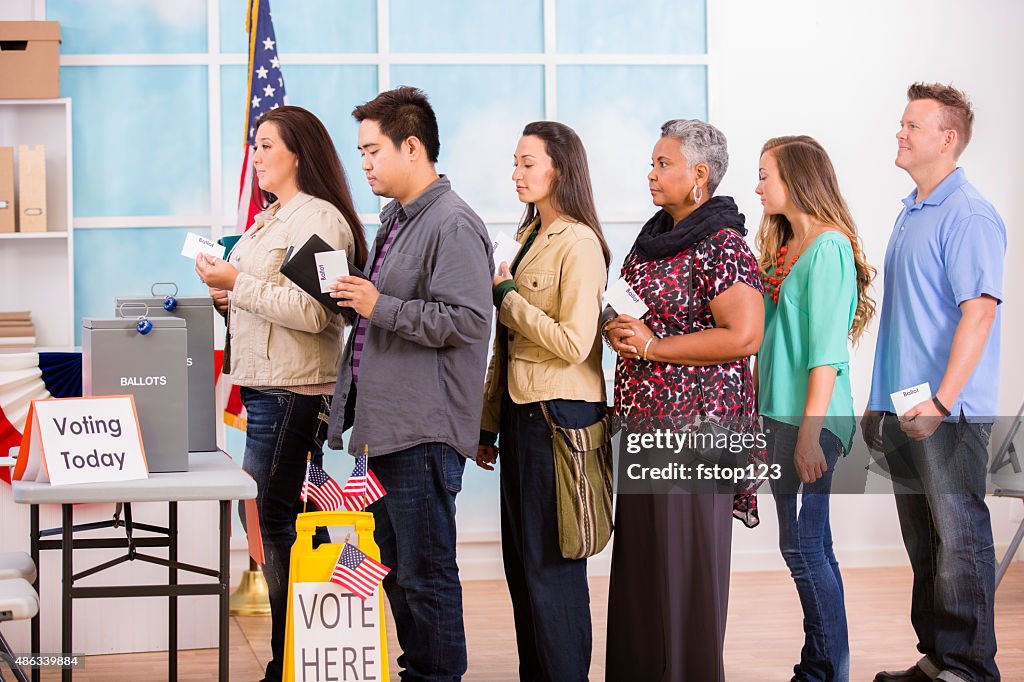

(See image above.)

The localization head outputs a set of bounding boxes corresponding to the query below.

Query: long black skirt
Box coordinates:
[605,492,734,682]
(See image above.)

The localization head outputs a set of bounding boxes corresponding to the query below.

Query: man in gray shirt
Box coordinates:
[329,86,493,681]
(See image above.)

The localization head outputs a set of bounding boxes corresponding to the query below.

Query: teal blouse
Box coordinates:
[758,231,857,451]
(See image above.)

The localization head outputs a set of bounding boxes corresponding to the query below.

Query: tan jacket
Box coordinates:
[481,216,607,433]
[227,193,354,387]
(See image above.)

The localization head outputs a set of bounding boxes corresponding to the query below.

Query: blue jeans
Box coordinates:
[368,442,467,681]
[238,387,331,682]
[499,398,603,682]
[882,415,999,682]
[765,418,849,682]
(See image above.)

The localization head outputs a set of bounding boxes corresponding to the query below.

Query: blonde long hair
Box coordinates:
[755,136,876,342]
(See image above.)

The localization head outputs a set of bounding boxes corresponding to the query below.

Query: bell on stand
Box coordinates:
[230,558,271,616]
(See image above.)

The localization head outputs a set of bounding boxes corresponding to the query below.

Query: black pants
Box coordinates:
[499,397,604,682]
[239,387,331,682]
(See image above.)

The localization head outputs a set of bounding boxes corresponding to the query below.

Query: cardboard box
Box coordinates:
[0,22,61,99]
[17,144,45,232]
[0,147,12,233]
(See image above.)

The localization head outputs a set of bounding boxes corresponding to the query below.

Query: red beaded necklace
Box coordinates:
[762,245,798,304]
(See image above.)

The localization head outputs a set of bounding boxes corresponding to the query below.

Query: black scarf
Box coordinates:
[631,195,746,262]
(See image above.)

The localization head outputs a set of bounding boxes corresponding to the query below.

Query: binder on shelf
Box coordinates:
[0,147,13,233]
[17,144,45,232]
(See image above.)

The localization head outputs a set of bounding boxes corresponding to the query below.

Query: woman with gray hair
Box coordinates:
[603,119,765,681]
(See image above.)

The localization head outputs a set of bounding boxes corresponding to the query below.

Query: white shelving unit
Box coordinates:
[0,98,74,347]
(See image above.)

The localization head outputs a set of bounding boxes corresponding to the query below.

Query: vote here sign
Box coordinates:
[291,581,384,682]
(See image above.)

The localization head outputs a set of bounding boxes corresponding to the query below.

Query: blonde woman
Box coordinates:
[755,135,876,682]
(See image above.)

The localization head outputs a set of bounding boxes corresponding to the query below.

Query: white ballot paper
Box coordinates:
[315,249,349,293]
[603,278,649,319]
[492,231,522,270]
[181,232,222,260]
[891,382,932,416]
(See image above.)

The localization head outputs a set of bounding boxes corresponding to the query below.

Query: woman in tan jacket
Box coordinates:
[195,105,367,682]
[476,121,610,681]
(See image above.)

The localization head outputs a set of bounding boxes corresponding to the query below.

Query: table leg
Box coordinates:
[61,505,72,682]
[29,505,39,682]
[219,500,229,682]
[168,501,178,681]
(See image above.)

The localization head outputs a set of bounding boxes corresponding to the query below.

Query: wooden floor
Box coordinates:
[32,564,1023,681]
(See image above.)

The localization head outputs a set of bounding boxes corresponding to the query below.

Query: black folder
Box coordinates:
[279,233,367,317]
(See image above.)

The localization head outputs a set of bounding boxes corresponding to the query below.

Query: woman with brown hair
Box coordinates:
[475,120,610,681]
[755,135,875,682]
[195,105,367,682]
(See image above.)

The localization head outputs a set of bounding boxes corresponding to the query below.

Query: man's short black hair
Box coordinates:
[352,86,440,163]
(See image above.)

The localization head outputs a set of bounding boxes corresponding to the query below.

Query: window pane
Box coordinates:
[48,0,207,54]
[557,0,706,54]
[220,0,377,54]
[390,0,542,53]
[62,66,210,217]
[557,65,707,218]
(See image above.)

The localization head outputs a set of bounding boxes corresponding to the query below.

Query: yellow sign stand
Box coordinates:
[283,510,389,682]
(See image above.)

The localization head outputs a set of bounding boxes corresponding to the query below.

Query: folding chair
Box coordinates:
[990,399,1024,589]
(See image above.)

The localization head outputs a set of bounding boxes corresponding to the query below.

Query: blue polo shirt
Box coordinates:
[868,167,1005,421]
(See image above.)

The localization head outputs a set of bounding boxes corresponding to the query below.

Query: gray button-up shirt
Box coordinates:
[328,176,494,458]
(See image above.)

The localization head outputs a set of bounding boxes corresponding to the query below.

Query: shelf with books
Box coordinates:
[0,98,74,346]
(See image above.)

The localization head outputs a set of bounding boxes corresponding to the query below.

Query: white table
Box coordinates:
[11,451,256,682]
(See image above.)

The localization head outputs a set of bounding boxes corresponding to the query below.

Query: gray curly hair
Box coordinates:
[660,119,729,195]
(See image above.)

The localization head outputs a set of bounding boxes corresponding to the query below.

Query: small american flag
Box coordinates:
[330,543,390,601]
[341,455,386,511]
[301,461,346,512]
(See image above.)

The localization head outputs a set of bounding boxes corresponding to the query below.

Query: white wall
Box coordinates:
[709,0,1024,571]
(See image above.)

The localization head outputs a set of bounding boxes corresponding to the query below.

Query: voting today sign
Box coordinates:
[14,396,149,485]
[291,581,384,682]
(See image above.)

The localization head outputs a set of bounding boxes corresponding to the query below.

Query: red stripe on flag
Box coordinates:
[0,407,20,485]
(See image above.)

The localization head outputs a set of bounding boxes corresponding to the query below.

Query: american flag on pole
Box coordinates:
[217,0,288,437]
[237,0,287,234]
[330,543,390,601]
[341,455,386,511]
[301,461,346,512]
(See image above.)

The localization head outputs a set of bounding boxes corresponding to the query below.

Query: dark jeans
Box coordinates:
[882,415,999,682]
[499,397,604,682]
[765,418,849,682]
[368,442,467,681]
[238,387,331,682]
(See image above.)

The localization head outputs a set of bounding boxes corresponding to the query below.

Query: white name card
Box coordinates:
[315,249,349,293]
[181,232,222,260]
[890,382,932,417]
[603,278,649,319]
[292,581,384,682]
[492,231,522,270]
[15,396,149,486]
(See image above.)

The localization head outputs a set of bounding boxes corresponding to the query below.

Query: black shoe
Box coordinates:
[873,666,932,682]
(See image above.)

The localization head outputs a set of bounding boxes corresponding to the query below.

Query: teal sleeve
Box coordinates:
[493,279,518,308]
[479,430,498,447]
[806,239,856,373]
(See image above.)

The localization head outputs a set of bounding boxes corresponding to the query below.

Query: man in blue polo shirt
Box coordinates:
[863,83,1005,682]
